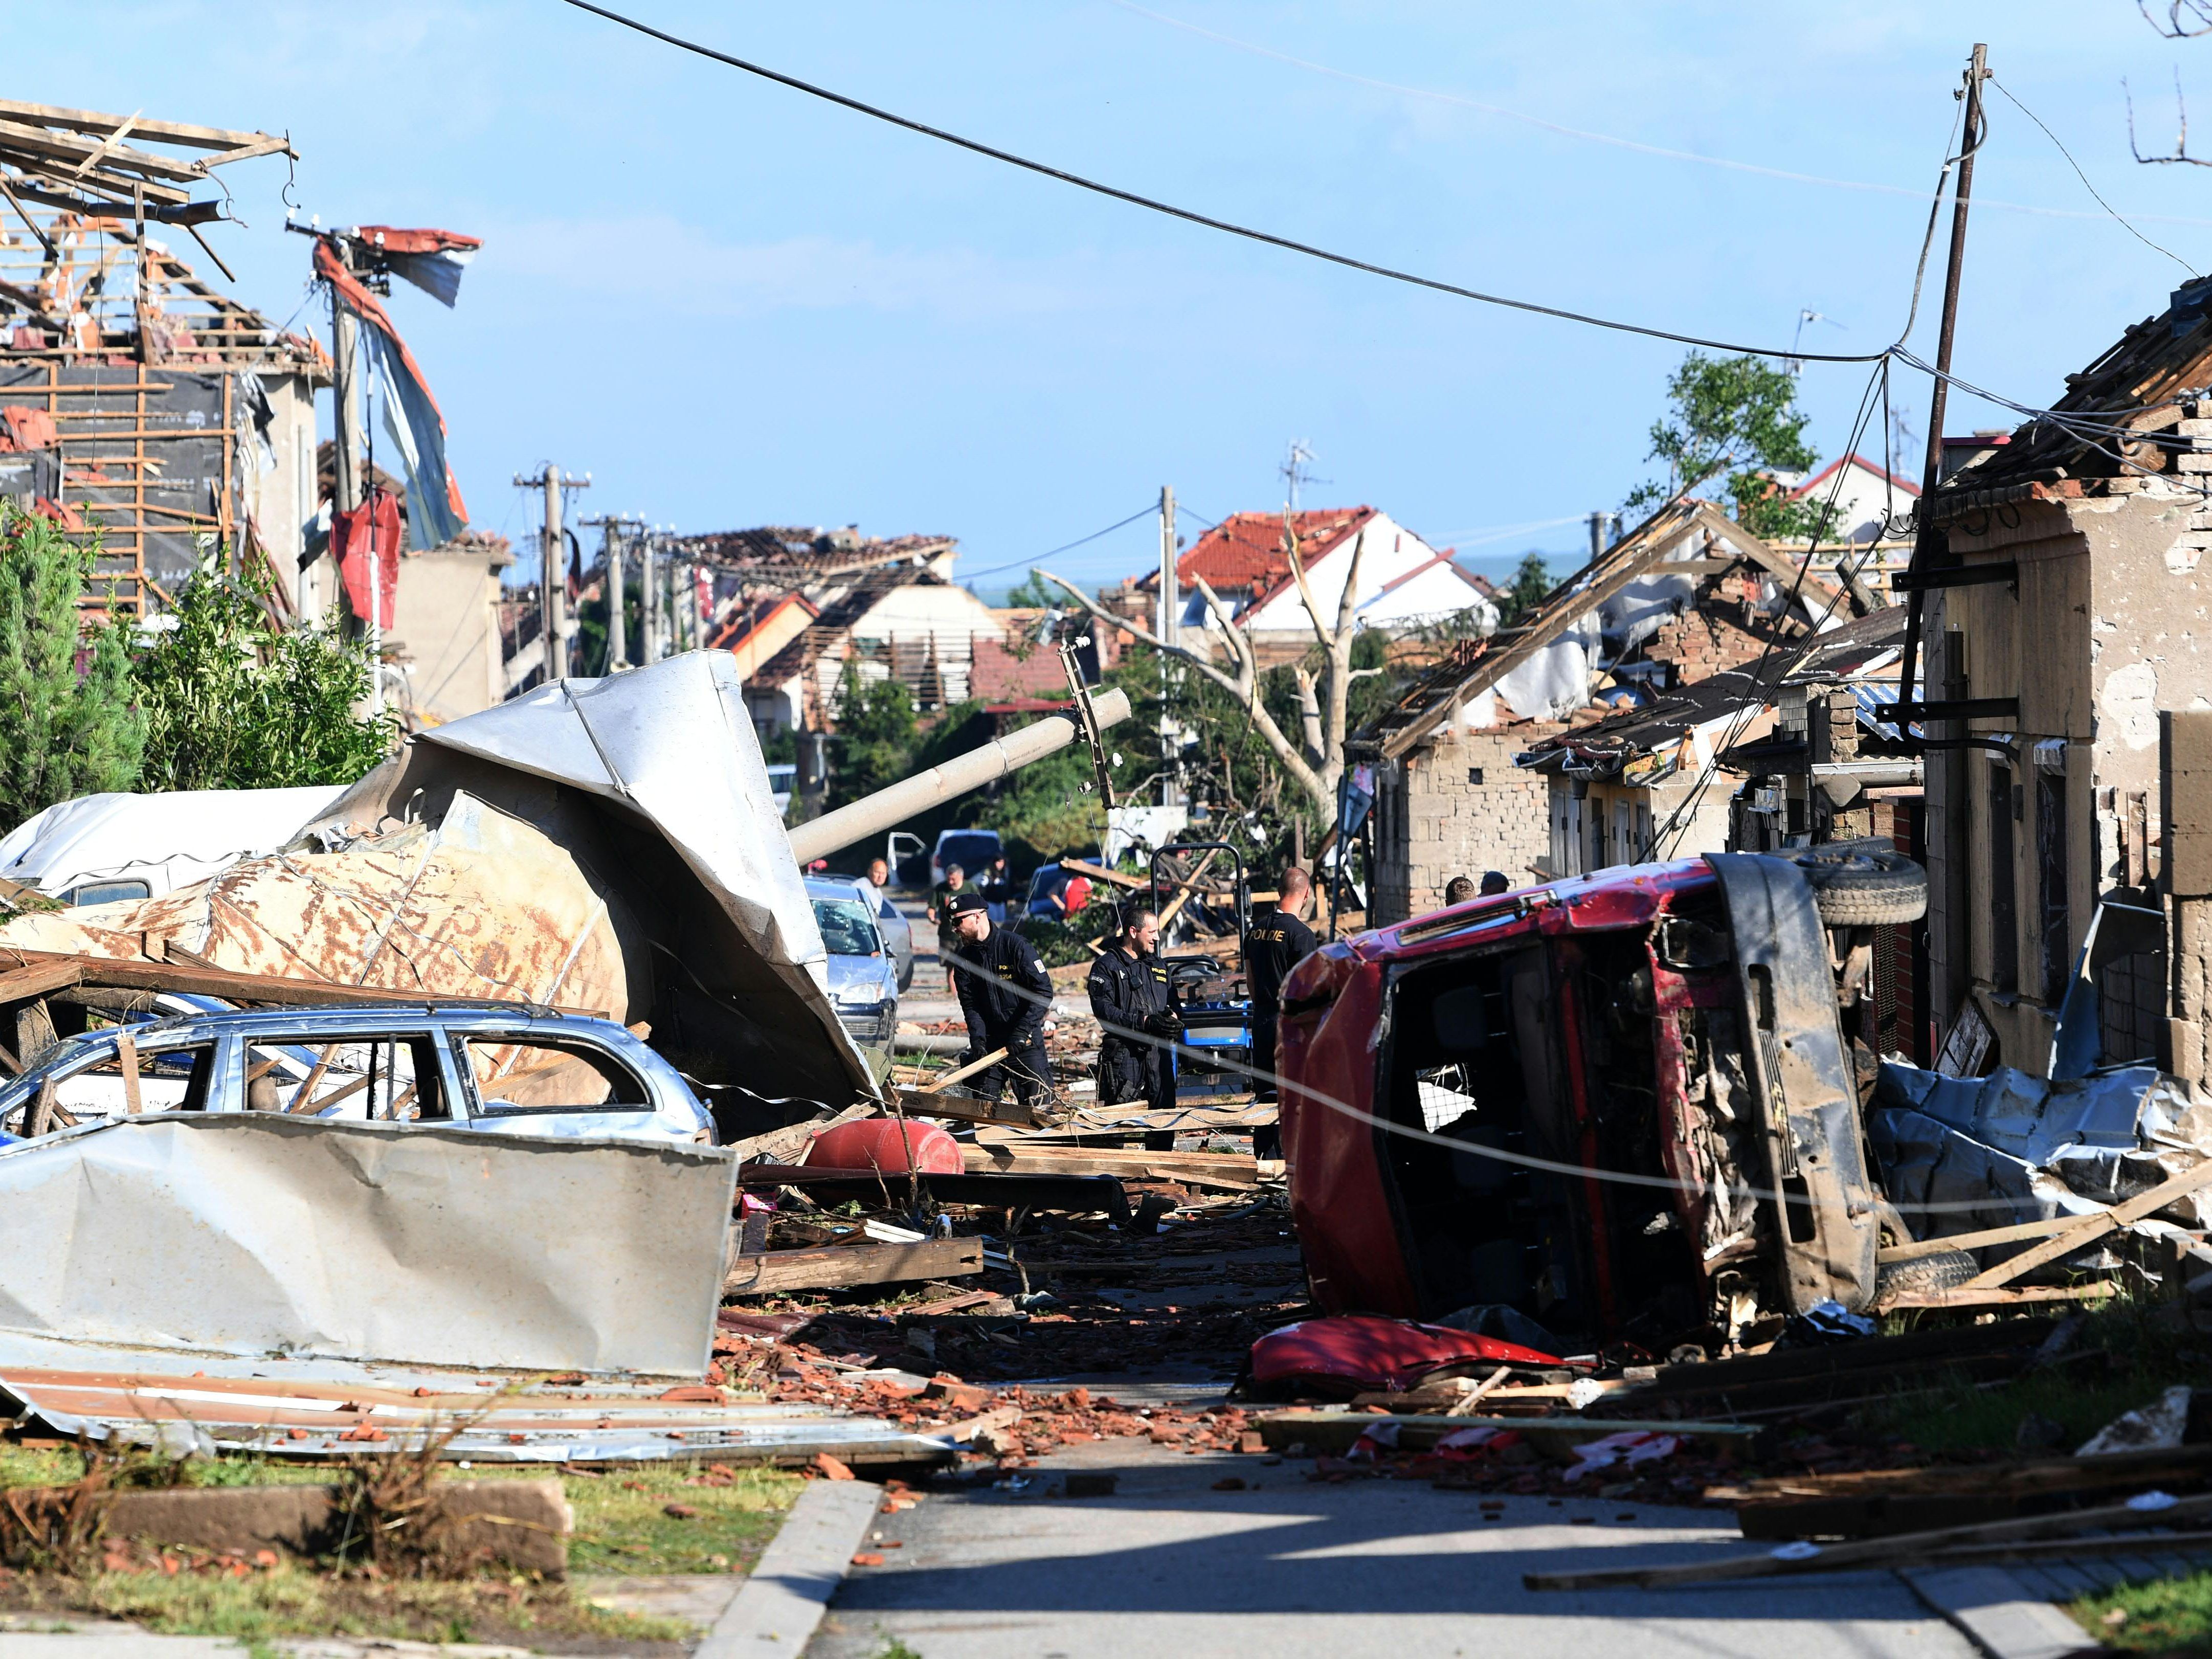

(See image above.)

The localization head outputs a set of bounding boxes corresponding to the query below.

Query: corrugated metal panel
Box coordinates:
[0,1335,951,1465]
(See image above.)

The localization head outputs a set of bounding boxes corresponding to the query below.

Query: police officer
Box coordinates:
[944,888,1054,1107]
[1087,903,1178,1115]
[1246,864,1320,1103]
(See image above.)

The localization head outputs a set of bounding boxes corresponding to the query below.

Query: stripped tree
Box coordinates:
[1041,523,1380,822]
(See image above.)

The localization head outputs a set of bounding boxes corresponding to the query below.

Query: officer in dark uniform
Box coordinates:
[944,888,1054,1108]
[1087,903,1178,1115]
[1246,864,1320,1103]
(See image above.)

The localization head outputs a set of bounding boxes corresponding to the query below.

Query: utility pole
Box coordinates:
[328,242,365,523]
[580,513,646,672]
[640,528,660,665]
[1158,484,1179,808]
[513,466,590,686]
[1891,40,1989,1041]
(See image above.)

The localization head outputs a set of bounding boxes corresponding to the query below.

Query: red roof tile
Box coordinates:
[1175,507,1376,596]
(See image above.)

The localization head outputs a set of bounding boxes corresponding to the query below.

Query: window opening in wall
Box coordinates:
[1988,760,2019,995]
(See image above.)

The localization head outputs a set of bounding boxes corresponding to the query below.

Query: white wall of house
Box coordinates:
[1234,512,1481,638]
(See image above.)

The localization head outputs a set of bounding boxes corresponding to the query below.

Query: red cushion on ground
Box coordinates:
[1247,1314,1559,1393]
[803,1116,965,1176]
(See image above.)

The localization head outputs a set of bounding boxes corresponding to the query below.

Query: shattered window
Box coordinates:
[812,898,883,957]
[248,1037,448,1121]
[33,1037,213,1123]
[460,1037,651,1115]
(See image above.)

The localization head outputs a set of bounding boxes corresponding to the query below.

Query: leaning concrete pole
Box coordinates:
[788,688,1131,865]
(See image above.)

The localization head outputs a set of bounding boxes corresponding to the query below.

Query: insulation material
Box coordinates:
[1492,621,1596,722]
[0,791,638,1022]
[0,1113,735,1376]
[1596,569,1697,655]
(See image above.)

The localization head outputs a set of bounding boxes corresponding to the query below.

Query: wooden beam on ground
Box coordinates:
[0,959,85,1007]
[891,1086,1039,1128]
[963,1144,1256,1188]
[1957,1158,2212,1291]
[722,1238,984,1296]
[916,1047,1006,1094]
[1878,1216,2083,1264]
[1524,1491,2212,1592]
[1884,1280,2119,1310]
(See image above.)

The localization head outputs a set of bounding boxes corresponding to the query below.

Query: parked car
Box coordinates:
[807,876,901,1074]
[1279,849,1925,1355]
[0,1004,716,1144]
[871,890,915,991]
[930,828,1002,890]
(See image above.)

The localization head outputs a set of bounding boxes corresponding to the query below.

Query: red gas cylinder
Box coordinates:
[802,1116,965,1176]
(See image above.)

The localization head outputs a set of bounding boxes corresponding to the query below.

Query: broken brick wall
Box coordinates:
[1371,727,1554,925]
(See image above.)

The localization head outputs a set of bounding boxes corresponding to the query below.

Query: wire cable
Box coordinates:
[957,503,1161,582]
[554,0,1893,364]
[1991,77,2197,275]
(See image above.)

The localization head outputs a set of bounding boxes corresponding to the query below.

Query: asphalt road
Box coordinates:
[806,1434,1979,1659]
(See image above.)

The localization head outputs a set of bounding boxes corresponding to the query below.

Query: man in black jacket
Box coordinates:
[1087,904,1178,1114]
[1246,864,1319,1103]
[945,888,1054,1107]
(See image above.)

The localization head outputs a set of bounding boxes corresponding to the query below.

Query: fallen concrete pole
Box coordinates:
[788,688,1130,864]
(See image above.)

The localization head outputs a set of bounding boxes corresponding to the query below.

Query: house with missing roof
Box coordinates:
[1906,275,2212,1084]
[1133,506,1495,664]
[1353,499,1862,923]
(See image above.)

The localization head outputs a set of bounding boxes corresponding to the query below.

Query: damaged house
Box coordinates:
[0,103,324,613]
[1907,274,2212,1084]
[1355,500,1861,922]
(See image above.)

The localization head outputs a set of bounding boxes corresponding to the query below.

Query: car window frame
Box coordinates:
[448,1029,657,1119]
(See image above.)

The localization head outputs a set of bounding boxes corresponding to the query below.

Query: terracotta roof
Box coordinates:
[1173,507,1376,597]
[710,590,815,653]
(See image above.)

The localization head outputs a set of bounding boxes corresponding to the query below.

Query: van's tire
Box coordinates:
[1793,839,1929,927]
[1873,1247,1978,1305]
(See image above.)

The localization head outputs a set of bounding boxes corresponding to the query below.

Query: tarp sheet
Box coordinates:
[0,1113,734,1376]
[0,785,344,900]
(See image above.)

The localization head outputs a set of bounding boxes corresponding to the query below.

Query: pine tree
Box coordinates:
[0,506,145,833]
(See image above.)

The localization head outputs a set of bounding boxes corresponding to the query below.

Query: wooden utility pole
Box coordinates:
[580,513,645,672]
[640,528,660,665]
[329,242,365,520]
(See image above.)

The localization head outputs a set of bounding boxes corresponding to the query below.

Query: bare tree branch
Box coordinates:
[2140,0,2212,37]
[1290,664,1325,763]
[1037,568,1329,813]
[2129,71,2212,165]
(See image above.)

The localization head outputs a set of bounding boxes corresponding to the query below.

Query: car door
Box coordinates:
[448,1028,684,1141]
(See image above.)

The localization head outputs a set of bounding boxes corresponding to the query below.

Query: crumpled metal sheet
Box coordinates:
[310,652,873,1116]
[0,791,636,1022]
[0,1334,953,1465]
[0,1114,734,1377]
[1872,1061,2209,1238]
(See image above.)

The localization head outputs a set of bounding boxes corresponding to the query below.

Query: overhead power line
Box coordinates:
[555,0,1890,364]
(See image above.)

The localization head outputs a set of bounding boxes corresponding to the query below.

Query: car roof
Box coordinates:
[44,1002,628,1045]
[805,876,871,900]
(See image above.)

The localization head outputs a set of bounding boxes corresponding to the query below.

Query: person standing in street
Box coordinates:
[856,856,891,915]
[1246,864,1319,1104]
[945,889,1054,1108]
[928,864,968,957]
[1087,904,1177,1116]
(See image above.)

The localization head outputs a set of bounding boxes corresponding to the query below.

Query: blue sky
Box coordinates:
[23,2,2212,594]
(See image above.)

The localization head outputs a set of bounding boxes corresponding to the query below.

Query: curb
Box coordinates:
[1899,1565,2097,1659]
[692,1479,882,1658]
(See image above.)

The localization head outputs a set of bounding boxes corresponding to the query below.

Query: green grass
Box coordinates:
[2070,1566,2212,1651]
[1858,1294,2208,1458]
[0,1443,805,1641]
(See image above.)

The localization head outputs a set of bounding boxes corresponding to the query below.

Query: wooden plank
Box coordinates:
[115,1028,141,1116]
[0,959,84,1007]
[1886,1280,2118,1310]
[1879,1216,2081,1264]
[1156,852,1220,932]
[1959,1158,2212,1290]
[1524,1491,2212,1593]
[890,1087,1037,1128]
[722,1238,984,1296]
[0,100,290,153]
[962,1144,1257,1188]
[916,1047,1006,1094]
[0,951,611,1018]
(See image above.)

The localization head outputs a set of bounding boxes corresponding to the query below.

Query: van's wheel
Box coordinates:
[1794,839,1928,927]
[1873,1247,1978,1306]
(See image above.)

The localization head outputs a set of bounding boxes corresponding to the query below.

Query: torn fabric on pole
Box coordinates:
[314,237,468,550]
